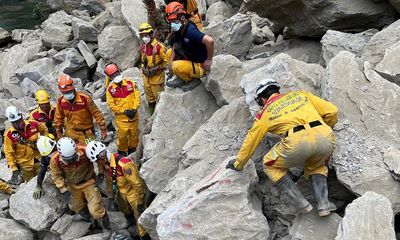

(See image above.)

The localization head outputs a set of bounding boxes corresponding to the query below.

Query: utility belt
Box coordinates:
[142,65,163,78]
[284,120,323,138]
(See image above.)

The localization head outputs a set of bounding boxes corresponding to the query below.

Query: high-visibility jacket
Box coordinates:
[140,39,168,85]
[106,79,141,122]
[29,106,55,123]
[235,91,338,170]
[3,120,49,171]
[54,91,106,134]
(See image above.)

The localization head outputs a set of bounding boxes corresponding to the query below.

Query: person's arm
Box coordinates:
[168,45,176,73]
[132,82,141,111]
[53,102,64,139]
[123,163,145,192]
[159,43,169,69]
[306,92,338,128]
[49,157,66,190]
[201,35,214,70]
[0,180,13,195]
[37,156,50,187]
[3,131,18,171]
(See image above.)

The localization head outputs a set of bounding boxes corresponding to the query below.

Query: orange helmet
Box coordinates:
[104,63,119,77]
[58,74,74,93]
[165,2,187,21]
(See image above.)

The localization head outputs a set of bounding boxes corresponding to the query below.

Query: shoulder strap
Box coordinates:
[112,154,124,190]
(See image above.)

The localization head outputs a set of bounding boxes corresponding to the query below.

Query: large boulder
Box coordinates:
[374,41,400,86]
[41,11,74,50]
[336,192,395,240]
[77,40,97,69]
[206,2,234,24]
[80,0,107,16]
[13,57,55,83]
[47,0,83,13]
[121,0,147,36]
[0,218,34,240]
[244,0,397,37]
[91,1,125,32]
[72,17,98,42]
[0,27,11,45]
[53,48,90,82]
[97,26,140,70]
[9,175,69,231]
[204,13,254,59]
[389,0,400,13]
[154,158,270,240]
[289,212,341,240]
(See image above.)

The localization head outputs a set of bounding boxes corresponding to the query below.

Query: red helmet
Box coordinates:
[58,74,74,93]
[165,2,187,21]
[104,63,119,77]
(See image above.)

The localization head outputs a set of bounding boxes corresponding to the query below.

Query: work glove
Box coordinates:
[96,173,104,185]
[32,185,44,200]
[226,158,240,171]
[9,170,23,185]
[124,109,136,119]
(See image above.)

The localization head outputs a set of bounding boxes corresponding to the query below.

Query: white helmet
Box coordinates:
[57,137,76,158]
[255,79,280,98]
[86,141,106,162]
[5,106,22,122]
[37,136,56,156]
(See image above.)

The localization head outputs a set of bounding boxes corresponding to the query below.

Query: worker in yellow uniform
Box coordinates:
[4,106,49,184]
[226,79,338,217]
[30,89,56,136]
[0,179,14,195]
[86,141,150,240]
[105,66,141,156]
[165,0,204,31]
[139,23,168,114]
[54,74,107,143]
[50,137,110,231]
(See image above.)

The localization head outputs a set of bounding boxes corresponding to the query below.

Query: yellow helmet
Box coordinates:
[35,89,50,104]
[139,22,153,34]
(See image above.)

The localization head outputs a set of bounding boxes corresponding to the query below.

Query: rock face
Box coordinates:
[97,26,140,70]
[9,175,68,231]
[0,218,34,240]
[289,212,341,240]
[389,0,400,13]
[72,17,98,42]
[205,13,254,59]
[91,1,125,32]
[121,0,147,36]
[0,27,11,45]
[77,40,97,69]
[336,191,395,240]
[206,2,234,24]
[244,0,397,37]
[154,158,269,240]
[374,41,400,86]
[41,11,74,50]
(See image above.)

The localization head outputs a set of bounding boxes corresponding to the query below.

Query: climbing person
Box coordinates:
[165,1,214,91]
[105,65,141,156]
[0,179,14,195]
[165,0,204,31]
[4,106,49,184]
[30,89,56,136]
[226,79,338,217]
[54,73,107,143]
[139,22,168,114]
[86,141,150,240]
[32,135,57,200]
[50,137,110,231]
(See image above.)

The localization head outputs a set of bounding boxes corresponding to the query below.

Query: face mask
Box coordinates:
[171,22,182,32]
[63,92,75,101]
[142,36,151,44]
[113,75,123,84]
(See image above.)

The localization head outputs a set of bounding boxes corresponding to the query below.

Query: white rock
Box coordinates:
[77,40,97,69]
[206,2,234,24]
[0,218,34,240]
[375,41,400,86]
[72,17,98,42]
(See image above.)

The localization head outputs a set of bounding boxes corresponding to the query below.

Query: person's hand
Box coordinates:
[124,109,136,119]
[202,59,213,71]
[226,158,241,171]
[32,185,44,200]
[9,170,23,185]
[100,129,107,141]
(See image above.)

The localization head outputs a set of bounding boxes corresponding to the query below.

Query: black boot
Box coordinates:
[275,174,313,214]
[310,174,337,217]
[148,102,156,115]
[124,213,135,226]
[118,150,127,156]
[128,148,136,155]
[166,76,185,88]
[140,233,151,240]
[181,78,202,92]
[99,212,111,232]
[72,207,91,222]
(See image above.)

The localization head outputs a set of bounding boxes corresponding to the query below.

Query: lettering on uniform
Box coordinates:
[269,114,282,121]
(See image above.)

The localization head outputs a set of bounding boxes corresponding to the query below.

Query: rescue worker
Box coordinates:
[165,0,204,31]
[4,106,49,183]
[139,23,168,114]
[32,136,57,199]
[54,74,107,143]
[226,79,338,217]
[165,2,214,90]
[30,89,56,136]
[0,179,14,195]
[86,141,150,240]
[50,137,110,230]
[105,66,141,156]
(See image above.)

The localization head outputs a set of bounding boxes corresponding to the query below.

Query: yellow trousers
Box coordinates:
[121,189,147,237]
[172,60,206,81]
[0,179,13,194]
[65,127,95,144]
[142,74,164,103]
[69,179,106,220]
[263,125,336,183]
[116,119,139,152]
[20,161,40,182]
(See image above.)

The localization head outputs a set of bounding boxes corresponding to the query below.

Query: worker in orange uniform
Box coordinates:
[139,22,168,114]
[165,0,204,31]
[50,137,110,231]
[4,106,49,183]
[30,89,56,136]
[86,141,150,240]
[227,79,338,217]
[54,74,107,143]
[105,64,141,156]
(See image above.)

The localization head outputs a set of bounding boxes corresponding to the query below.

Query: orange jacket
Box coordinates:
[29,106,55,123]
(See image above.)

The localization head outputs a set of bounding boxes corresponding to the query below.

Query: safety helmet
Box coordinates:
[139,22,153,34]
[57,137,76,158]
[165,2,187,21]
[58,74,74,93]
[37,136,56,156]
[104,63,119,77]
[86,141,106,162]
[5,106,22,122]
[254,79,280,105]
[35,89,50,104]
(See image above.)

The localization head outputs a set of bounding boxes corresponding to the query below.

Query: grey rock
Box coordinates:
[77,40,97,68]
[13,57,55,83]
[41,11,74,50]
[121,0,148,36]
[91,2,125,32]
[389,0,400,13]
[0,160,12,182]
[74,232,111,240]
[21,78,42,97]
[206,2,234,24]
[205,13,253,59]
[60,221,91,240]
[53,48,89,81]
[0,28,11,45]
[94,58,106,81]
[51,214,74,235]
[336,192,395,240]
[72,17,98,42]
[80,0,106,16]
[252,22,275,45]
[97,26,141,70]
[109,211,129,230]
[9,174,68,231]
[31,51,49,62]
[47,0,83,13]
[12,29,36,43]
[321,29,377,66]
[71,9,92,21]
[0,218,34,240]
[244,0,397,37]
[375,41,400,86]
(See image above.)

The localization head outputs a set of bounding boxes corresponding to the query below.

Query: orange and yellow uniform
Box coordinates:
[0,179,13,194]
[29,105,56,135]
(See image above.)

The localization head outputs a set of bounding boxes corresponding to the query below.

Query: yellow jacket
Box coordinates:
[4,120,48,171]
[54,91,106,135]
[106,79,141,122]
[0,180,12,194]
[235,91,338,170]
[141,39,168,85]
